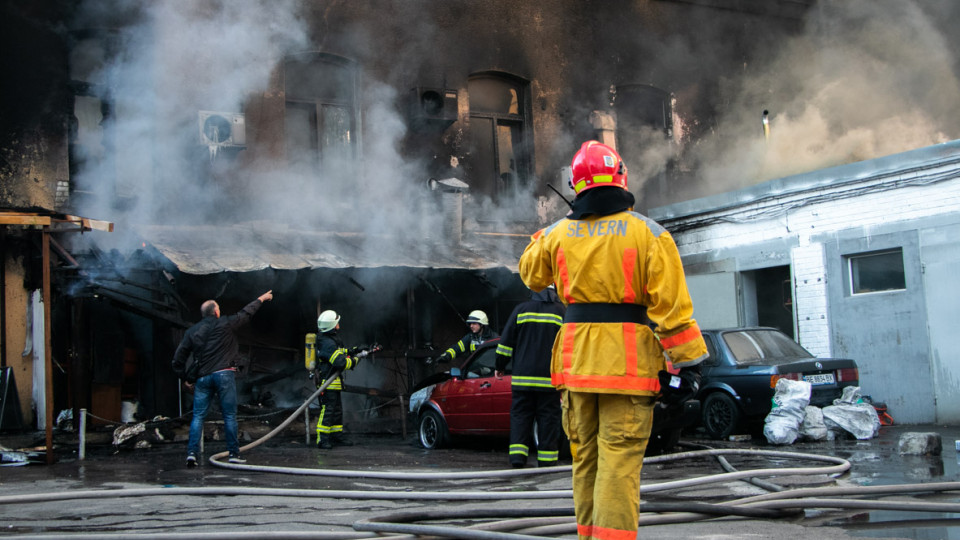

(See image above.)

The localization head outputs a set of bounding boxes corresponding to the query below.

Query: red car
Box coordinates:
[412,339,512,448]
[410,338,699,454]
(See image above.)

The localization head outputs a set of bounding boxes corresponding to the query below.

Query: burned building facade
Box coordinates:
[9,0,959,434]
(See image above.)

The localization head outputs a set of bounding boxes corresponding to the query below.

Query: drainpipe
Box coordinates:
[427,177,469,246]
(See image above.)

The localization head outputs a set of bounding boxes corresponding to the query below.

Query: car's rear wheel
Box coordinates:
[702,392,740,440]
[418,409,449,449]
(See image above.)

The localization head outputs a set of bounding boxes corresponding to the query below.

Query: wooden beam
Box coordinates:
[0,211,114,232]
[0,213,52,226]
[58,215,114,232]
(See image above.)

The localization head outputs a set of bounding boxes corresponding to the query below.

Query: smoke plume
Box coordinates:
[680,0,960,199]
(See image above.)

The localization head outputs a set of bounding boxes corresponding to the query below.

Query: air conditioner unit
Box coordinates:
[198,111,246,147]
[408,87,458,132]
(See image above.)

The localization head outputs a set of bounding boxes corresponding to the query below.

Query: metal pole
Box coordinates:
[304,407,310,445]
[399,393,406,440]
[79,408,87,460]
[1,225,7,369]
[42,229,54,465]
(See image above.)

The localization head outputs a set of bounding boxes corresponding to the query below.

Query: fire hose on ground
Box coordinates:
[6,375,960,539]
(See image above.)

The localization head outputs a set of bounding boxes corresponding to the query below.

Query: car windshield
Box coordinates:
[722,329,813,365]
[463,347,498,379]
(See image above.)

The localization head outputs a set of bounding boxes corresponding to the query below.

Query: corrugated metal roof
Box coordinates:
[136,223,531,275]
[649,139,960,224]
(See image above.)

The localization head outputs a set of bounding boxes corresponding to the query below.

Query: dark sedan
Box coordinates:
[410,339,700,455]
[697,327,860,439]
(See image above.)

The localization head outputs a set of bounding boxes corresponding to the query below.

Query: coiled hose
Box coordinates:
[5,376,960,539]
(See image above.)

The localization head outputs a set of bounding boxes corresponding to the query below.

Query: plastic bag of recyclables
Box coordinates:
[763,378,812,445]
[821,386,881,440]
[799,405,829,441]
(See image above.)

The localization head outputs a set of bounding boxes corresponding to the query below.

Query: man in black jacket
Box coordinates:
[495,286,565,468]
[173,290,273,467]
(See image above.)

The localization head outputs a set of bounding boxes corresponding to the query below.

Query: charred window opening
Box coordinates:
[467,73,532,202]
[68,32,119,206]
[283,53,359,184]
[614,84,675,199]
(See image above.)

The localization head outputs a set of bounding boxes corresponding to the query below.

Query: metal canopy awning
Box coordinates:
[136,223,531,275]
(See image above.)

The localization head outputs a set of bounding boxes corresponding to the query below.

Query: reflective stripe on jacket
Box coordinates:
[445,327,498,360]
[519,210,707,396]
[495,288,565,392]
[317,332,356,391]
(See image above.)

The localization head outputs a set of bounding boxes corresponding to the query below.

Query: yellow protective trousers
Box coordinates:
[562,390,654,540]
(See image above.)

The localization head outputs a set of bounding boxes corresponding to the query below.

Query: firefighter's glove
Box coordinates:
[351,350,368,366]
[427,353,448,365]
[658,366,701,406]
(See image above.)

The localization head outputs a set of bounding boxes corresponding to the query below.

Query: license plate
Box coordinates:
[804,373,835,385]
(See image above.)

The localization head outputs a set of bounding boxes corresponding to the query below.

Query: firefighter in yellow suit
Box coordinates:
[519,141,708,540]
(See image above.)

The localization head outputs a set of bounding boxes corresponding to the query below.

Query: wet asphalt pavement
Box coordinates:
[2,419,960,539]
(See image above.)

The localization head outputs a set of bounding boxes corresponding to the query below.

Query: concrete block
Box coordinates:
[897,432,942,455]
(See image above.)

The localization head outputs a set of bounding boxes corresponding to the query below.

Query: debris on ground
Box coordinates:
[898,432,942,456]
[112,416,176,451]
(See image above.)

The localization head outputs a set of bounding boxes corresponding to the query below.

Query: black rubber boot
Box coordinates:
[332,434,354,446]
[317,437,333,450]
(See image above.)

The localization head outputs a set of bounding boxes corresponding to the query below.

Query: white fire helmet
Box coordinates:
[317,310,341,333]
[466,310,489,326]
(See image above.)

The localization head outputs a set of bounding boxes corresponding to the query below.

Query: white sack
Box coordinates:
[821,386,881,440]
[763,379,812,445]
[800,406,828,441]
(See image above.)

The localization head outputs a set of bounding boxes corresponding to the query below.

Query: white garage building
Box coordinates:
[649,140,960,424]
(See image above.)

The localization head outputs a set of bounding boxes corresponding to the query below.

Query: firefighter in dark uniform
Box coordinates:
[495,286,566,468]
[432,310,499,363]
[306,310,363,449]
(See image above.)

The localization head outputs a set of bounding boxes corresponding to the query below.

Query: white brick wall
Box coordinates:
[791,243,831,356]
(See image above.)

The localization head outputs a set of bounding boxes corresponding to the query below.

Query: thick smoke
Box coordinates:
[680,0,960,199]
[69,0,537,264]
[69,1,960,246]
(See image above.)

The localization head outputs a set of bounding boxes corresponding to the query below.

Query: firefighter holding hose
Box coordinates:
[519,141,707,540]
[305,310,370,449]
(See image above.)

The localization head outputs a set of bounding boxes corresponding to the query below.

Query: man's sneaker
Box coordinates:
[186,455,198,468]
[227,455,247,464]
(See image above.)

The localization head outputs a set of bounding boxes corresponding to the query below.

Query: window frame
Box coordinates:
[845,248,907,296]
[467,71,533,201]
[283,52,362,174]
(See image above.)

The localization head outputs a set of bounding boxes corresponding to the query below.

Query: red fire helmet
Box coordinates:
[569,140,628,195]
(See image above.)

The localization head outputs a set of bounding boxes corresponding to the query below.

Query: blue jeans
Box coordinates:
[187,369,239,457]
